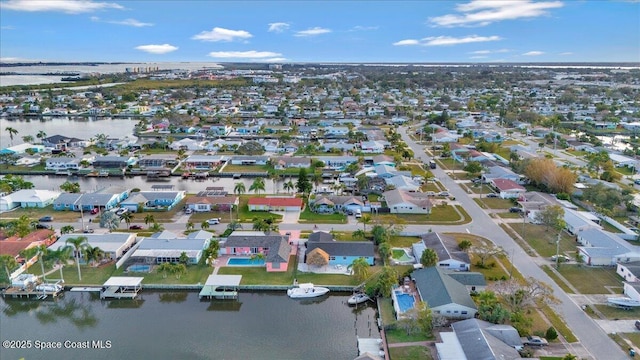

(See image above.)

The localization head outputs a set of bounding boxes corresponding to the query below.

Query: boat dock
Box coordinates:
[70,287,102,292]
[100,276,143,299]
[2,283,64,300]
[199,274,242,300]
[357,338,385,358]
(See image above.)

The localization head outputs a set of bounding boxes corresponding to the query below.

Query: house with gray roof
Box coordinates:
[130,230,214,265]
[563,208,602,235]
[312,195,365,214]
[577,228,640,266]
[53,191,122,212]
[436,319,522,360]
[92,156,136,168]
[413,232,471,271]
[382,189,432,214]
[230,156,269,165]
[411,267,477,319]
[119,191,185,212]
[305,231,374,266]
[50,233,137,262]
[224,231,292,272]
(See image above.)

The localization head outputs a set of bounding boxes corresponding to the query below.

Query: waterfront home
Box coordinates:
[0,229,56,277]
[45,157,80,171]
[224,231,292,272]
[382,189,432,214]
[42,135,87,150]
[185,195,239,212]
[50,233,137,262]
[412,233,471,271]
[313,156,358,171]
[248,197,303,212]
[138,154,178,169]
[230,156,269,166]
[305,231,374,266]
[169,138,205,151]
[272,156,311,169]
[130,230,213,265]
[436,319,522,360]
[92,156,136,169]
[119,191,185,212]
[53,186,128,212]
[490,179,526,199]
[411,267,477,319]
[1,143,45,155]
[577,228,640,266]
[0,189,61,211]
[184,155,227,170]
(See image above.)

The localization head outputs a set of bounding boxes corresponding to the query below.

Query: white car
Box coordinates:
[551,255,571,262]
[207,218,221,225]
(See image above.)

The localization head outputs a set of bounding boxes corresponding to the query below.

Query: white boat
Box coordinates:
[35,284,63,292]
[287,283,330,298]
[607,297,640,307]
[348,293,371,305]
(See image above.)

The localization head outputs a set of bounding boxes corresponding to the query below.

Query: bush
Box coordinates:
[545,326,558,341]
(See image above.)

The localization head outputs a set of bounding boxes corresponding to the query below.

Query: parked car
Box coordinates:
[39,216,53,222]
[635,320,640,331]
[35,224,50,229]
[129,225,143,230]
[438,191,450,197]
[635,179,640,185]
[116,208,129,216]
[83,228,94,234]
[184,208,193,215]
[90,207,99,215]
[207,218,221,225]
[522,336,548,346]
[509,207,523,213]
[551,255,571,263]
[486,193,499,198]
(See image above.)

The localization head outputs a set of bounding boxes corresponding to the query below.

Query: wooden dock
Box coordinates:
[2,286,63,300]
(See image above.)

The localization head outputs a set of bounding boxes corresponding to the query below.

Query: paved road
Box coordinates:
[396,125,624,360]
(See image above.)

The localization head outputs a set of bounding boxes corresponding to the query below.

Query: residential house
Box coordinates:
[617,261,640,282]
[92,156,136,169]
[324,126,349,137]
[314,156,358,171]
[50,233,137,262]
[169,138,205,151]
[230,156,269,166]
[436,319,523,360]
[248,197,303,212]
[382,189,432,214]
[0,189,61,211]
[385,175,420,192]
[185,196,239,212]
[305,231,375,266]
[130,230,213,265]
[272,156,311,169]
[360,140,385,154]
[412,232,471,272]
[53,186,128,212]
[371,154,395,167]
[0,143,45,155]
[411,267,478,319]
[184,155,227,170]
[45,157,80,171]
[577,228,640,266]
[490,179,526,199]
[482,166,522,184]
[42,135,86,150]
[312,195,364,214]
[138,154,178,169]
[120,191,185,212]
[0,230,56,277]
[321,141,356,153]
[564,208,602,235]
[224,231,292,272]
[374,165,411,179]
[207,124,234,136]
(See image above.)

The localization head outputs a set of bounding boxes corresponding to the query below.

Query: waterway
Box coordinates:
[0,291,379,360]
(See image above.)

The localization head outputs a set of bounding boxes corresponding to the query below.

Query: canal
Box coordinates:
[0,291,379,360]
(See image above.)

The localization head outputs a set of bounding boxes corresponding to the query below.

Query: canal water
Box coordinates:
[0,291,379,360]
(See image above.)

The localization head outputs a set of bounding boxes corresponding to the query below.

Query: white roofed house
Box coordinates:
[0,189,61,211]
[49,233,137,263]
[564,208,602,235]
[272,156,311,169]
[130,230,214,265]
[411,267,478,319]
[436,319,523,360]
[169,138,205,151]
[385,175,420,192]
[490,179,526,199]
[382,189,432,214]
[360,140,385,154]
[45,157,80,170]
[616,262,640,302]
[577,228,640,266]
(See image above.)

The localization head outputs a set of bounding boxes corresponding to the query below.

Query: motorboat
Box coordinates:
[348,293,371,305]
[607,297,640,307]
[36,283,63,292]
[287,283,330,298]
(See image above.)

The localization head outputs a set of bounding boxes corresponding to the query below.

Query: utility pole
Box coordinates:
[556,232,561,269]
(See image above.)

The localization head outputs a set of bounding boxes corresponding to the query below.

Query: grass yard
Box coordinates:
[540,304,578,343]
[624,332,640,348]
[511,224,577,258]
[236,196,283,222]
[298,207,347,224]
[217,255,296,285]
[373,205,469,225]
[594,304,640,320]
[113,263,213,285]
[379,297,396,325]
[388,346,433,360]
[474,197,515,209]
[295,272,358,286]
[541,265,574,293]
[436,158,464,171]
[385,328,432,343]
[0,205,80,222]
[498,212,523,219]
[466,183,493,194]
[555,265,621,294]
[54,263,117,286]
[392,249,406,259]
[389,236,422,248]
[219,164,269,173]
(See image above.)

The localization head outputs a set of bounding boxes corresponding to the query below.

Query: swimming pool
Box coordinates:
[391,248,415,265]
[393,290,416,314]
[127,264,151,272]
[227,257,265,266]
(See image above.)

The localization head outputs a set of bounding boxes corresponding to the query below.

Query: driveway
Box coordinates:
[275,211,300,224]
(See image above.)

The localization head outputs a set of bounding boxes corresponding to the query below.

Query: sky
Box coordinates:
[0,0,639,63]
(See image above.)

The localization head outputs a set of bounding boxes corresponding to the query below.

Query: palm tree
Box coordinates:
[47,247,71,282]
[120,212,133,228]
[60,225,75,234]
[358,214,372,233]
[186,222,194,231]
[149,222,164,232]
[227,221,242,231]
[157,262,173,278]
[234,182,246,196]
[268,171,281,194]
[352,229,366,240]
[249,177,266,195]
[83,246,105,266]
[310,172,322,192]
[378,242,391,264]
[64,236,88,281]
[5,127,18,146]
[144,214,155,226]
[348,257,370,282]
[22,135,34,143]
[36,130,47,143]
[201,221,210,230]
[0,254,18,283]
[283,179,294,194]
[172,263,187,279]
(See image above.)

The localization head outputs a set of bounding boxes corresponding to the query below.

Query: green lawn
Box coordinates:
[556,265,622,294]
[474,197,514,209]
[541,265,574,293]
[0,205,80,222]
[379,297,396,325]
[219,164,269,173]
[435,158,464,170]
[498,212,523,219]
[236,196,283,222]
[389,236,422,248]
[511,224,577,258]
[385,328,432,343]
[217,255,296,285]
[392,249,406,259]
[298,207,347,224]
[389,346,433,360]
[595,304,640,319]
[541,304,578,343]
[55,263,117,285]
[372,205,469,225]
[624,332,640,348]
[295,272,358,286]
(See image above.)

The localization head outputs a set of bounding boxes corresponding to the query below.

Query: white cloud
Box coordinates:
[1,25,15,30]
[268,22,290,33]
[560,52,573,55]
[393,39,421,46]
[522,51,545,56]
[429,0,564,27]
[192,27,252,42]
[470,55,489,59]
[264,57,287,62]
[207,51,283,59]
[91,16,152,27]
[1,0,123,14]
[135,44,178,54]
[294,27,331,37]
[350,25,379,31]
[470,48,510,54]
[471,50,491,54]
